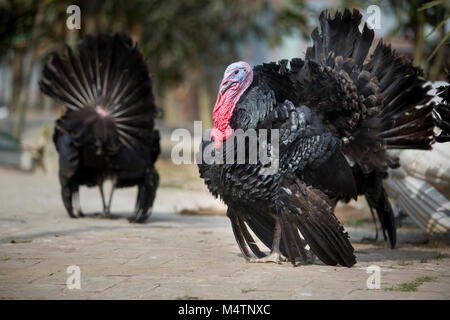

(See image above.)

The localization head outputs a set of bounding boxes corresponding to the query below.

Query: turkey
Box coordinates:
[197,9,450,267]
[40,34,160,223]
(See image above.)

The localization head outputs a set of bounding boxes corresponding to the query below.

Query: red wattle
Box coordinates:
[212,92,236,148]
[211,62,253,149]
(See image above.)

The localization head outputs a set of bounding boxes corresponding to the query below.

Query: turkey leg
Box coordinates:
[250,215,287,263]
[98,176,109,218]
[105,175,117,217]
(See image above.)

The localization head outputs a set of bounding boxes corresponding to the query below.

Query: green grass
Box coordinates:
[346,219,364,227]
[10,239,32,244]
[176,294,200,300]
[384,276,437,292]
[241,288,257,294]
[159,183,185,190]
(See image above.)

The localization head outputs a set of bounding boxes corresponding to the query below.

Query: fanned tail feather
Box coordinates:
[40,34,157,151]
[306,9,374,66]
[364,42,435,150]
[300,8,438,155]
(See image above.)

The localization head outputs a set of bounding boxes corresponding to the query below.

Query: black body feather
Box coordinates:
[40,34,160,222]
[198,9,445,266]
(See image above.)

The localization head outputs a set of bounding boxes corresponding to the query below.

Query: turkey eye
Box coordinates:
[234,70,239,74]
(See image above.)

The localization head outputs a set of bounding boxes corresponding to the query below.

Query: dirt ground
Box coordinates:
[0,164,449,300]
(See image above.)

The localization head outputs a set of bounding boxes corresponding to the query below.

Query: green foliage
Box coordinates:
[134,0,308,88]
[418,0,450,61]
[351,0,448,79]
[0,0,40,50]
[138,0,270,87]
[0,0,309,90]
[0,0,72,55]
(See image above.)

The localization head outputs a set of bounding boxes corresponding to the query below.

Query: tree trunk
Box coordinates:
[199,75,215,130]
[10,46,25,112]
[428,26,446,81]
[162,87,178,128]
[190,76,200,122]
[12,2,46,139]
[413,20,425,67]
[82,0,101,34]
[130,23,143,44]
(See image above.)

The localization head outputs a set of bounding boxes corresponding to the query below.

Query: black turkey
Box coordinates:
[40,34,160,223]
[197,9,450,266]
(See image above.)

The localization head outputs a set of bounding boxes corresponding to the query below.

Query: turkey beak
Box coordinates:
[220,81,233,96]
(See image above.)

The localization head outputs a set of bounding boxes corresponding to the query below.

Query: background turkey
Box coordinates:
[39,34,160,223]
[197,9,450,267]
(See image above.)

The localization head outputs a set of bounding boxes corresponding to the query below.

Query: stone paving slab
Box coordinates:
[0,168,449,299]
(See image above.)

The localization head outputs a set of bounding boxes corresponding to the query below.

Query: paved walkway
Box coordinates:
[0,168,449,299]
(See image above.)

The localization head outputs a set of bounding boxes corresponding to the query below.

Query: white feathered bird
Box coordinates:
[384,80,450,234]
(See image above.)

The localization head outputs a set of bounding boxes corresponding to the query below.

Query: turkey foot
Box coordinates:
[250,251,287,264]
[250,215,286,263]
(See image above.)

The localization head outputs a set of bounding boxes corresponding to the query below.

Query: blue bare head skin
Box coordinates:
[223,61,247,83]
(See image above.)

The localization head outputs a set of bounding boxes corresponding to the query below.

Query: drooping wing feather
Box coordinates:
[226,179,357,267]
[277,182,356,267]
[264,100,356,266]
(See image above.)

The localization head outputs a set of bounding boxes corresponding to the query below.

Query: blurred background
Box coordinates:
[0,0,448,223]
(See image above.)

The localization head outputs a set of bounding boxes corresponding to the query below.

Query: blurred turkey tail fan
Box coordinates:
[39,33,157,151]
